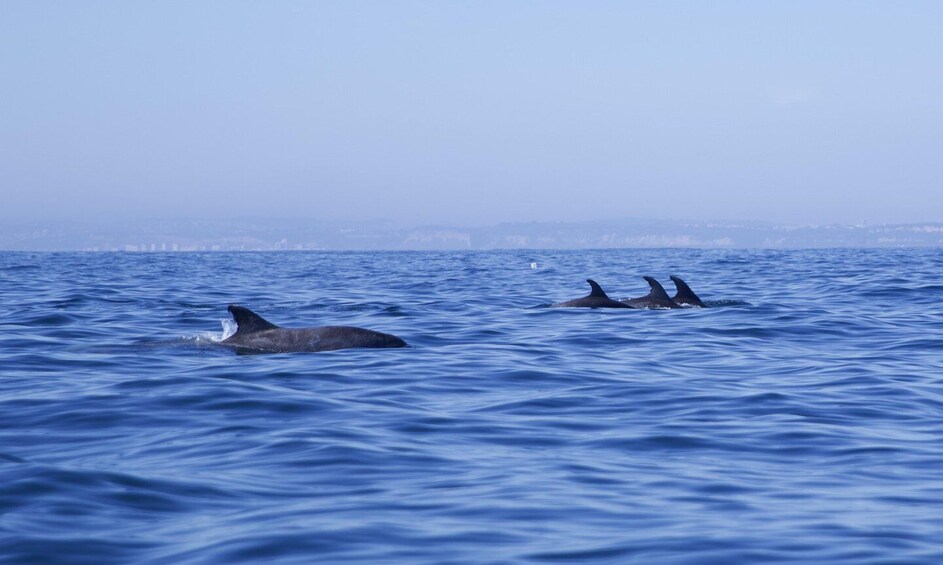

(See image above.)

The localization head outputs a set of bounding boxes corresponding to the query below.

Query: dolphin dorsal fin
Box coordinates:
[228,304,279,335]
[586,279,609,298]
[642,276,672,301]
[670,275,703,303]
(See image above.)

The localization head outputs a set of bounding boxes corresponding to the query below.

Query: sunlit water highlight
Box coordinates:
[1,249,942,564]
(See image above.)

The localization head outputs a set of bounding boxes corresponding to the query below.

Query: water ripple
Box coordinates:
[2,249,943,564]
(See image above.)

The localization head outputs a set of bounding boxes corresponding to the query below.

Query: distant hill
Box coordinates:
[2,218,942,251]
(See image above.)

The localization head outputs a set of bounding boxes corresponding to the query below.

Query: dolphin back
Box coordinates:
[670,276,707,307]
[586,279,608,298]
[227,304,280,336]
[620,276,681,308]
[642,276,673,302]
[552,279,634,308]
[221,305,406,352]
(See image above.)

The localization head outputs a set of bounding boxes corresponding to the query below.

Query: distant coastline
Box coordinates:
[2,218,942,251]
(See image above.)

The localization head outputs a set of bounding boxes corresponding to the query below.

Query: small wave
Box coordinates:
[2,263,41,272]
[705,299,751,307]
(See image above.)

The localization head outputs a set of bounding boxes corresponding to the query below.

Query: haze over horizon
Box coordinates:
[2,2,941,228]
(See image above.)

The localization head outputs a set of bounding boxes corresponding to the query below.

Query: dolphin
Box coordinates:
[552,279,634,309]
[620,276,683,309]
[669,275,708,307]
[220,304,407,353]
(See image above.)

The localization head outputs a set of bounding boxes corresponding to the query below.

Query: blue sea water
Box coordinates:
[1,248,942,564]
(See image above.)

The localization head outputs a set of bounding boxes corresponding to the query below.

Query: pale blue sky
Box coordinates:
[2,1,941,226]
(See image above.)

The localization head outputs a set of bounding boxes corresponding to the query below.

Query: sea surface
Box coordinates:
[2,248,942,564]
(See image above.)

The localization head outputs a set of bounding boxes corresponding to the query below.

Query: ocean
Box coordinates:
[1,248,942,564]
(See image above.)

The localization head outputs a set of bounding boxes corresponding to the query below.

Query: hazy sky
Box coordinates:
[2,2,941,226]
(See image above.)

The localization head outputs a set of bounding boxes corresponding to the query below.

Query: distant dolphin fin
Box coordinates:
[642,276,672,301]
[669,275,705,305]
[586,279,610,298]
[228,304,280,335]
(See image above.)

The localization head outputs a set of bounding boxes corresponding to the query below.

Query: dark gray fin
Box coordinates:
[669,275,705,306]
[642,276,673,301]
[586,279,609,298]
[228,304,280,335]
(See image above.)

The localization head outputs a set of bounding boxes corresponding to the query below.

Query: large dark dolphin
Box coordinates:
[670,275,708,307]
[620,276,682,309]
[220,305,407,353]
[552,279,634,309]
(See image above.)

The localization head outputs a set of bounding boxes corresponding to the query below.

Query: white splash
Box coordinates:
[220,319,237,341]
